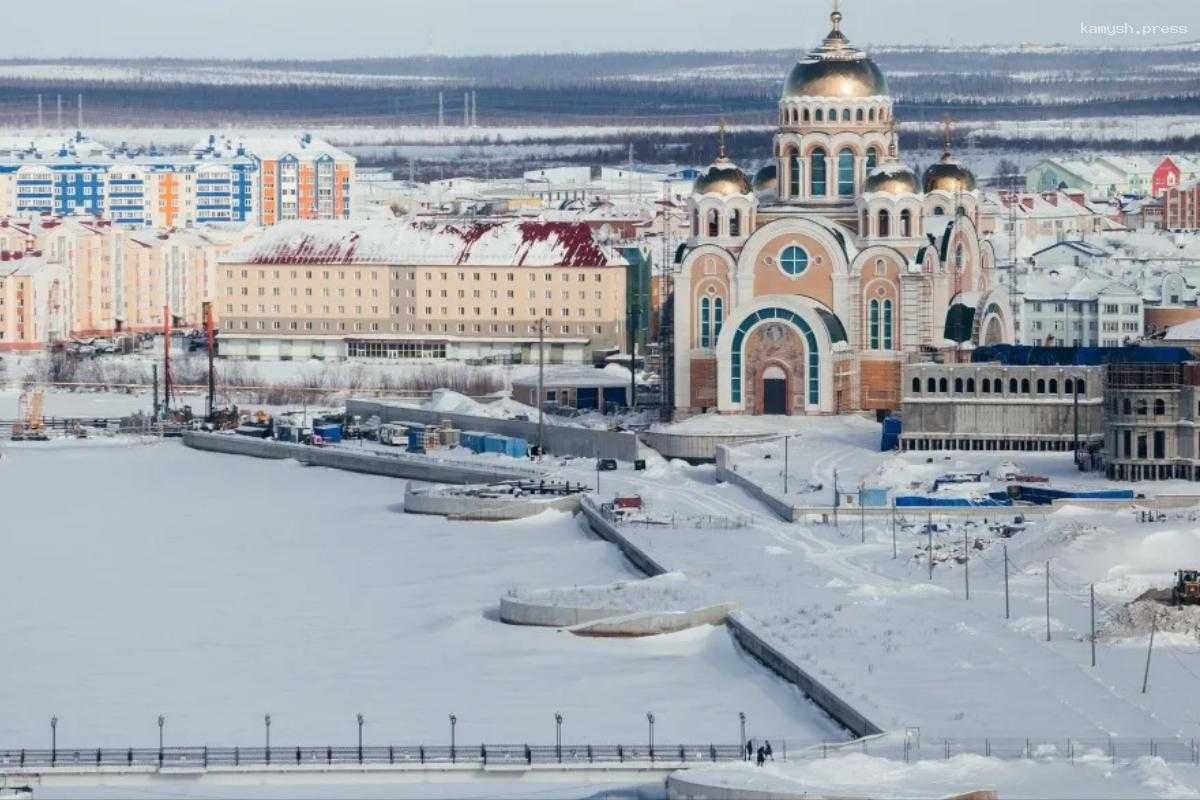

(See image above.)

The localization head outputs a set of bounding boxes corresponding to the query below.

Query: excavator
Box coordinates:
[11,390,48,441]
[1173,570,1200,607]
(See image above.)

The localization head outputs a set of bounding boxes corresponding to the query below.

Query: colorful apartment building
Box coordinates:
[0,132,353,229]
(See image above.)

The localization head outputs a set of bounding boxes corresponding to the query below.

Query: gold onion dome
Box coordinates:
[923,151,977,193]
[865,163,919,194]
[782,10,888,99]
[753,164,778,194]
[695,156,752,196]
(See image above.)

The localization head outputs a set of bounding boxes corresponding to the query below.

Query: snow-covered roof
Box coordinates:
[1031,240,1109,259]
[1164,317,1200,341]
[224,219,627,267]
[192,134,351,162]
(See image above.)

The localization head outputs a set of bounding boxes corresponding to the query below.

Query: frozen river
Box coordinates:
[0,439,842,751]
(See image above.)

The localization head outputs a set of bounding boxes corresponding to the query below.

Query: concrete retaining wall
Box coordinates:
[498,595,621,627]
[715,445,795,522]
[347,400,640,462]
[577,497,877,739]
[667,771,812,800]
[570,605,734,637]
[183,432,537,485]
[639,431,779,463]
[404,485,582,520]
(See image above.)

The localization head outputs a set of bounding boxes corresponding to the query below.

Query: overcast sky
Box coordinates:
[8,0,1199,59]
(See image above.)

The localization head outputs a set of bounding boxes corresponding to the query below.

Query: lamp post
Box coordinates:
[554,712,563,763]
[738,712,746,760]
[50,716,57,767]
[157,715,165,766]
[356,713,364,764]
[264,714,271,765]
[449,714,457,763]
[646,712,655,760]
[536,317,546,457]
[783,436,790,495]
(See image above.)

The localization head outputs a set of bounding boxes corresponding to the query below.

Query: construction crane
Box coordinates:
[13,390,47,441]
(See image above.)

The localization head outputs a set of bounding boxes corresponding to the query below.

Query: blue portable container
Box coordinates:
[482,434,508,454]
[504,436,529,459]
[313,423,342,444]
[880,416,902,451]
[406,423,426,452]
[461,431,487,453]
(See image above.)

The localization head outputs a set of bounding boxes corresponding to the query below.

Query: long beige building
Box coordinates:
[217,220,628,363]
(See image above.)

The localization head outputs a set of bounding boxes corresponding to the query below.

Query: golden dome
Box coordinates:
[865,164,919,194]
[782,10,888,99]
[695,157,752,196]
[923,153,976,193]
[753,164,778,194]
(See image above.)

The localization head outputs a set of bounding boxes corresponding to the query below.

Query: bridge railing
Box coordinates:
[0,743,747,770]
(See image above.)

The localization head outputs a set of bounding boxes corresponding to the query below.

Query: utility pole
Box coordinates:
[833,469,840,528]
[1003,544,1010,619]
[537,317,545,457]
[1142,609,1157,693]
[162,306,172,416]
[203,301,215,419]
[1045,560,1052,642]
[964,527,970,600]
[56,94,62,128]
[859,481,866,544]
[152,363,160,420]
[463,92,469,127]
[927,510,933,580]
[783,435,789,495]
[1090,583,1097,667]
[891,501,897,559]
[37,94,43,129]
[77,93,82,129]
[471,90,477,126]
[1073,376,1080,466]
[438,92,444,127]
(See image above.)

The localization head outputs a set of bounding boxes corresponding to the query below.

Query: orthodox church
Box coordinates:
[672,7,1013,418]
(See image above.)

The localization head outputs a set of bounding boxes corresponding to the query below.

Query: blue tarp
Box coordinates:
[895,496,1013,508]
[972,344,1192,367]
[991,485,1136,505]
[881,416,902,451]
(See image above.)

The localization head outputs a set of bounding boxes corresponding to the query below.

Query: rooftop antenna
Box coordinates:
[438,92,444,127]
[717,118,728,160]
[940,113,956,161]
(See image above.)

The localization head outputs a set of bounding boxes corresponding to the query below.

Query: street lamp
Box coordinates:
[157,715,165,766]
[738,712,746,760]
[356,713,364,764]
[50,716,58,767]
[783,436,790,495]
[646,712,655,760]
[264,714,271,765]
[449,714,457,763]
[554,712,563,763]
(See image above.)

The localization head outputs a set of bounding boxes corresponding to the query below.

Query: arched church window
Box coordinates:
[1064,378,1074,395]
[912,377,921,393]
[713,297,724,341]
[883,299,893,349]
[868,108,876,122]
[865,147,878,172]
[788,150,802,196]
[827,107,836,121]
[966,378,975,392]
[877,209,890,237]
[841,108,850,121]
[699,296,711,348]
[802,108,810,122]
[933,206,945,216]
[856,108,864,122]
[938,378,948,393]
[779,245,809,275]
[874,259,885,276]
[1048,379,1058,394]
[1077,379,1086,394]
[810,148,827,196]
[868,299,880,350]
[729,208,742,238]
[837,149,855,196]
[1021,379,1031,394]
[954,243,964,270]
[954,378,964,393]
[956,205,966,217]
[707,208,720,238]
[900,209,912,237]
[815,108,824,122]
[1036,379,1045,393]
[1009,379,1018,393]
[981,378,991,394]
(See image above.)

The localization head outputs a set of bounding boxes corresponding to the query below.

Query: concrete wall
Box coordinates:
[498,596,626,628]
[577,497,878,739]
[404,485,582,520]
[348,399,639,462]
[571,605,734,637]
[183,432,538,485]
[667,771,811,800]
[714,445,795,522]
[639,431,779,463]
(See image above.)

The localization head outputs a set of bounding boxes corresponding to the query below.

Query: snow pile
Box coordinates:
[506,571,720,615]
[425,388,539,421]
[1099,600,1200,642]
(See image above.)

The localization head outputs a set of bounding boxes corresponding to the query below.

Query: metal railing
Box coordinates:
[798,736,1200,766]
[0,743,747,771]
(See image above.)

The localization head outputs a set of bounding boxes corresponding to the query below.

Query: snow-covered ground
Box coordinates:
[678,750,1200,799]
[547,416,1200,741]
[0,438,843,751]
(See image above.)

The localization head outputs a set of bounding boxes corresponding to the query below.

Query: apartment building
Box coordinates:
[0,132,354,229]
[1014,271,1143,348]
[0,250,70,349]
[216,219,628,363]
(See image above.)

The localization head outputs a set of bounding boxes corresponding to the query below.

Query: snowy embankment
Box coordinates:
[669,750,1200,800]
[545,422,1200,741]
[499,571,734,635]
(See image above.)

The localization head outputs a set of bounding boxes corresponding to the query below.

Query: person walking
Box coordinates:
[764,740,774,760]
[756,746,765,767]
[745,739,753,761]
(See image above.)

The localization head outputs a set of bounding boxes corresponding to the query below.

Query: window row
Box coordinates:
[785,147,878,197]
[781,105,890,125]
[699,296,725,348]
[1113,397,1169,417]
[912,376,1088,396]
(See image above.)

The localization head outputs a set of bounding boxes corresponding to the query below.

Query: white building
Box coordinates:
[1014,270,1143,347]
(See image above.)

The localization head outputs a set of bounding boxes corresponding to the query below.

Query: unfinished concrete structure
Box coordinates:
[1105,362,1200,481]
[900,362,1105,452]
